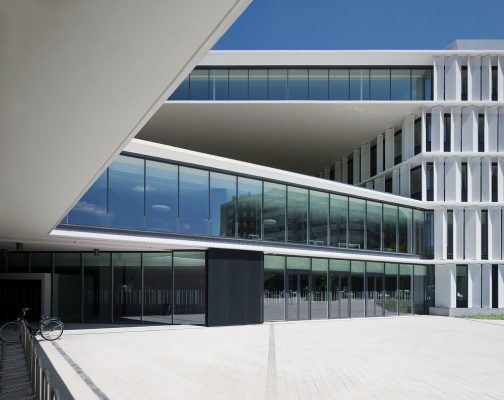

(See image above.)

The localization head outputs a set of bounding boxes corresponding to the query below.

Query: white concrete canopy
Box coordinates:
[0,0,251,239]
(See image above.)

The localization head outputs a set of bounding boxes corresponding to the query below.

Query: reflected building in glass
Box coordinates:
[3,40,504,325]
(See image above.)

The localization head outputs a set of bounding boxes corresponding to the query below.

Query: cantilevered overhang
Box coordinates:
[138,101,427,175]
[0,0,251,242]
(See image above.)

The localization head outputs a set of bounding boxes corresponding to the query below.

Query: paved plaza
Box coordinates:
[39,316,504,400]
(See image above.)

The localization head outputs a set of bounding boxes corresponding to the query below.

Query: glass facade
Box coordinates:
[170,67,433,101]
[62,154,427,256]
[263,256,432,322]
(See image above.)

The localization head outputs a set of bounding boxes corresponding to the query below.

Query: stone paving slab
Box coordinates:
[39,316,504,400]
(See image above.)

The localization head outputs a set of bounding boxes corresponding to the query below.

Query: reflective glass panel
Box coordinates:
[413,210,425,256]
[411,69,431,100]
[410,166,422,200]
[329,69,349,100]
[385,263,398,316]
[263,182,286,242]
[83,253,112,323]
[68,170,107,227]
[179,167,209,235]
[287,69,308,99]
[366,262,384,317]
[348,198,365,249]
[31,253,52,273]
[170,77,189,100]
[287,186,308,244]
[398,207,412,253]
[237,177,262,239]
[268,69,287,100]
[413,265,427,314]
[53,253,81,322]
[370,69,390,100]
[143,253,173,324]
[264,255,285,321]
[112,253,141,323]
[210,172,236,237]
[383,204,397,252]
[456,265,468,308]
[399,264,413,314]
[145,161,178,232]
[229,69,248,100]
[394,130,402,165]
[173,251,206,324]
[349,69,369,100]
[350,261,365,318]
[108,156,145,229]
[249,69,268,100]
[311,259,328,319]
[330,194,348,248]
[366,201,382,251]
[309,69,329,100]
[212,69,228,100]
[189,69,209,100]
[391,69,411,100]
[309,191,329,246]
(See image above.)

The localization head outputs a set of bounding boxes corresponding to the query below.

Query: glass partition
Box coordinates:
[210,172,236,237]
[366,201,382,251]
[212,69,229,100]
[237,178,262,239]
[263,182,286,242]
[370,69,390,100]
[350,69,370,100]
[309,191,329,246]
[68,170,107,227]
[399,264,413,314]
[348,198,365,249]
[83,253,111,323]
[229,69,248,100]
[53,253,81,322]
[385,263,398,316]
[383,204,397,252]
[398,207,412,253]
[311,259,328,319]
[329,194,348,248]
[264,256,285,321]
[143,253,173,324]
[391,69,411,100]
[288,69,308,99]
[329,69,350,100]
[287,186,308,244]
[309,69,329,100]
[112,253,142,323]
[351,261,365,318]
[179,167,209,235]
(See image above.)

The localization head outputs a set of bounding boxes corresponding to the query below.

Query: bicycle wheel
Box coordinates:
[0,321,22,343]
[40,319,64,341]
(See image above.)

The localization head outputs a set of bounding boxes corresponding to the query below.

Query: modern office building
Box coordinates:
[2,38,504,325]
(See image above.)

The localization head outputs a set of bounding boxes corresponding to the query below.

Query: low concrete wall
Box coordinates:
[430,307,504,317]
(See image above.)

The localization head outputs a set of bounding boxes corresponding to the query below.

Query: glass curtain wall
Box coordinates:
[311,259,328,319]
[351,261,365,318]
[385,263,398,316]
[456,265,468,308]
[348,199,365,250]
[170,67,432,101]
[329,195,348,248]
[309,191,329,246]
[366,201,382,251]
[83,253,112,323]
[263,182,286,242]
[399,264,413,315]
[53,253,81,322]
[263,256,285,321]
[210,172,236,237]
[112,253,142,323]
[143,253,173,324]
[237,178,262,239]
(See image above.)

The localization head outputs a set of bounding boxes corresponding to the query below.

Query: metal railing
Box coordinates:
[21,324,73,400]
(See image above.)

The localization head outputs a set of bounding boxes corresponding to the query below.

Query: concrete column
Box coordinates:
[384,128,394,169]
[434,157,445,201]
[392,168,400,196]
[489,208,502,260]
[360,143,370,182]
[421,108,427,153]
[341,156,348,184]
[481,56,492,101]
[498,56,504,102]
[402,114,415,161]
[353,149,360,185]
[445,56,461,101]
[498,107,504,152]
[468,264,482,308]
[467,56,481,101]
[400,164,410,197]
[462,107,478,152]
[433,56,445,101]
[434,209,447,260]
[431,107,444,152]
[468,157,481,202]
[334,160,342,182]
[481,157,492,202]
[452,107,462,152]
[486,107,498,152]
[453,209,465,260]
[421,162,427,201]
[465,208,481,260]
[435,264,456,308]
[374,175,385,192]
[445,158,461,202]
[481,264,492,308]
[376,134,384,174]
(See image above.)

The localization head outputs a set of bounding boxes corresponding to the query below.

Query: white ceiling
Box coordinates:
[0,0,251,243]
[138,101,426,174]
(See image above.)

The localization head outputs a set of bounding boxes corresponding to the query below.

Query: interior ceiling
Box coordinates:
[138,102,425,175]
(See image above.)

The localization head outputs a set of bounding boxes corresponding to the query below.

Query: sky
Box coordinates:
[214,0,504,50]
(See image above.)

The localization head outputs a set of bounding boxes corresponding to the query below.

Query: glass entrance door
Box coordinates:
[287,271,310,320]
[366,274,385,317]
[329,273,350,318]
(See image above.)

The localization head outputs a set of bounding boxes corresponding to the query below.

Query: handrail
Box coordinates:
[21,323,74,400]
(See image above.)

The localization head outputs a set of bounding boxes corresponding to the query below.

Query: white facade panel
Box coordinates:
[499,107,504,151]
[498,56,504,102]
[444,56,461,101]
[481,264,492,308]
[392,168,400,196]
[467,56,481,101]
[486,107,498,151]
[499,265,504,308]
[481,157,492,202]
[360,143,370,182]
[453,209,465,261]
[468,157,481,202]
[400,165,410,197]
[433,56,445,101]
[444,158,461,202]
[462,107,478,152]
[434,209,447,259]
[374,176,385,192]
[434,158,445,201]
[451,107,462,152]
[489,208,502,260]
[431,107,444,152]
[481,55,492,101]
[435,264,456,308]
[376,134,384,174]
[465,208,481,260]
[384,128,394,169]
[468,264,482,308]
[402,114,415,160]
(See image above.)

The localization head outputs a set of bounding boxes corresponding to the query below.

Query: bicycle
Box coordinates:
[0,307,64,343]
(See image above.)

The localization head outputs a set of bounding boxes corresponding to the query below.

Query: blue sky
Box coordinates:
[214,0,504,50]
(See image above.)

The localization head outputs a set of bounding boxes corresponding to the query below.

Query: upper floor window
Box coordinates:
[492,67,498,101]
[414,118,422,155]
[461,66,468,101]
[394,129,402,166]
[425,113,432,152]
